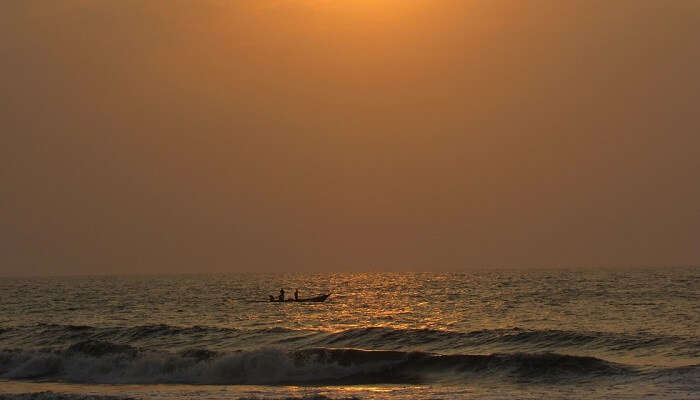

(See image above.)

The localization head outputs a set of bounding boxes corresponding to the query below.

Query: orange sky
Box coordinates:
[1,0,699,275]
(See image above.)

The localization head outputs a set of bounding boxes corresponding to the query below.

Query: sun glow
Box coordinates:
[270,0,429,21]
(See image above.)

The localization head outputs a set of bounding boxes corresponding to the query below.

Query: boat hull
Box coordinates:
[269,294,330,303]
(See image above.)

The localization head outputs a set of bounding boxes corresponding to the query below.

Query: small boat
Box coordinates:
[269,294,330,303]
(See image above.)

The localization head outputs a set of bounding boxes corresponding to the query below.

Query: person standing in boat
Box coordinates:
[294,289,299,301]
[278,288,285,301]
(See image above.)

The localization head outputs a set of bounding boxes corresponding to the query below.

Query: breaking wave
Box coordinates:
[2,341,692,386]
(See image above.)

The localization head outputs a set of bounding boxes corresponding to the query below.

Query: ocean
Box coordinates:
[0,268,697,399]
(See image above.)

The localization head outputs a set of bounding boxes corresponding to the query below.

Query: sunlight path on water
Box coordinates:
[0,381,686,400]
[0,269,697,398]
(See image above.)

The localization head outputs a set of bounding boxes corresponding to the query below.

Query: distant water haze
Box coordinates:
[1,0,699,276]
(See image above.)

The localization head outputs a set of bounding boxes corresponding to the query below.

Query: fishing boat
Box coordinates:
[268,294,330,303]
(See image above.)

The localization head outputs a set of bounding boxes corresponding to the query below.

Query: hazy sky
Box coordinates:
[2,0,699,276]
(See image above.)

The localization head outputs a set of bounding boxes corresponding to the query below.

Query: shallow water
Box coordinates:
[0,268,698,399]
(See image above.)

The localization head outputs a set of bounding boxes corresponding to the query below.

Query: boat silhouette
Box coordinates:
[268,294,330,303]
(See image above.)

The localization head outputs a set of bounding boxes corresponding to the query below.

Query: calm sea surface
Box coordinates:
[0,268,697,399]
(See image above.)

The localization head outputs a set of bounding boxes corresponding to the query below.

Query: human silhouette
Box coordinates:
[294,289,299,300]
[278,288,285,302]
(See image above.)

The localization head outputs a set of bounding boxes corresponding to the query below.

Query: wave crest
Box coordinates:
[0,343,649,385]
[1,324,697,361]
[312,327,699,357]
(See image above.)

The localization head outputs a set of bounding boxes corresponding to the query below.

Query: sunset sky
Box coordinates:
[1,0,699,276]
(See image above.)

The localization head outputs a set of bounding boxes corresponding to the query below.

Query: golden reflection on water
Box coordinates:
[301,272,486,333]
[0,270,697,398]
[0,382,467,400]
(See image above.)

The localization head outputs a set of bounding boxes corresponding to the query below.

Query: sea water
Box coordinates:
[0,268,697,399]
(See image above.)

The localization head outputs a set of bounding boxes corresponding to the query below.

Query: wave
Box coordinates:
[2,341,686,385]
[309,327,700,358]
[1,324,697,359]
[0,324,310,350]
